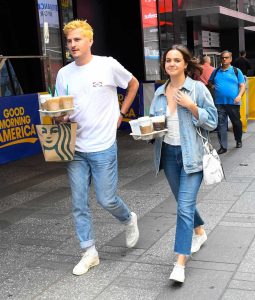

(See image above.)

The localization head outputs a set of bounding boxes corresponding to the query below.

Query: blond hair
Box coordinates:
[63,19,93,40]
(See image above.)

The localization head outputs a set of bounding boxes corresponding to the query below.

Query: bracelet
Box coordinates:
[120,111,125,117]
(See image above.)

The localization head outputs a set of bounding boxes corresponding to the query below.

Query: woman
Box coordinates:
[150,45,218,283]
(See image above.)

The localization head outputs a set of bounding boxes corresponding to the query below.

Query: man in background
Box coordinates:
[233,50,251,76]
[199,55,215,85]
[209,50,246,154]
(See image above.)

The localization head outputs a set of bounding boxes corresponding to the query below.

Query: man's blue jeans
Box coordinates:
[216,104,242,149]
[161,143,204,255]
[67,142,131,249]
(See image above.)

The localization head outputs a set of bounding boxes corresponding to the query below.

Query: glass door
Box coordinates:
[37,0,63,92]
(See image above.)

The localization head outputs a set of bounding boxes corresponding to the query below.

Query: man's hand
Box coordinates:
[235,83,245,104]
[234,95,242,104]
[117,115,123,128]
[53,114,70,124]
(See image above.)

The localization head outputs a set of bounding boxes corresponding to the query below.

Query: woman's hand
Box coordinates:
[174,90,198,118]
[173,90,193,108]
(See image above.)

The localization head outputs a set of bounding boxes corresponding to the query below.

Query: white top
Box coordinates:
[55,56,132,152]
[164,106,181,145]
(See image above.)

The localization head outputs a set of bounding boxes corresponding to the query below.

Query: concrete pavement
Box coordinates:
[1,122,255,299]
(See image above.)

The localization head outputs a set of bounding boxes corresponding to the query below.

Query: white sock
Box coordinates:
[175,263,185,268]
[127,213,134,225]
[85,245,98,257]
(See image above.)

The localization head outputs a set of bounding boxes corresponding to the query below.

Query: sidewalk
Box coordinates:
[1,122,255,300]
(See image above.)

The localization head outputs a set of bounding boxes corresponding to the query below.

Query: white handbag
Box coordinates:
[196,128,225,185]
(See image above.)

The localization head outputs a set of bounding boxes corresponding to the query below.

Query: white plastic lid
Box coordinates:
[138,116,150,121]
[129,119,139,124]
[39,94,52,103]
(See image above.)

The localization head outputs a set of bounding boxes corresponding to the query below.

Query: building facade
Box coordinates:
[1,0,255,96]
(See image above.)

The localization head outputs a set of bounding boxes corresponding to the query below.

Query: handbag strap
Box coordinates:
[193,82,226,180]
[192,82,208,146]
[193,81,211,145]
[196,127,213,155]
[196,127,208,146]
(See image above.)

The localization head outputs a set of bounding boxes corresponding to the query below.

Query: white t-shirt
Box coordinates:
[55,56,132,152]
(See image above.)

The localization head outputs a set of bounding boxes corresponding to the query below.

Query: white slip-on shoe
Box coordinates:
[191,231,207,253]
[72,252,100,276]
[126,212,139,248]
[169,263,185,283]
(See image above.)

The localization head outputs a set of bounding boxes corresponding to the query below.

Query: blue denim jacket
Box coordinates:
[150,76,218,175]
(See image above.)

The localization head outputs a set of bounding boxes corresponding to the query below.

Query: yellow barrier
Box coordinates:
[240,77,255,132]
[240,89,247,132]
[248,77,255,120]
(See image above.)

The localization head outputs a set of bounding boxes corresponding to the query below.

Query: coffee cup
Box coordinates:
[45,97,60,111]
[60,95,74,109]
[129,119,141,135]
[39,94,52,111]
[151,115,166,131]
[138,116,153,134]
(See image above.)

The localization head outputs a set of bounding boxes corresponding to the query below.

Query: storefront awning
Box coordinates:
[185,6,255,29]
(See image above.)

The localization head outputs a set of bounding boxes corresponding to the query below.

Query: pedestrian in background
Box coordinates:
[190,56,201,80]
[199,55,215,85]
[55,19,140,276]
[233,50,251,76]
[209,50,246,154]
[150,45,217,283]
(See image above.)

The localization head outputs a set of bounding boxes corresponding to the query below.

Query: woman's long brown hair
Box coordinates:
[161,44,202,79]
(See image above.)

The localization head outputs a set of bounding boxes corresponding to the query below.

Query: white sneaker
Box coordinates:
[169,263,185,283]
[72,252,100,276]
[191,231,207,253]
[126,212,139,248]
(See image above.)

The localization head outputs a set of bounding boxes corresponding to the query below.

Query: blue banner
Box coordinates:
[118,84,144,131]
[0,94,42,164]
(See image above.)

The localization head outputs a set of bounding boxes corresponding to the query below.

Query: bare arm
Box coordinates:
[234,83,245,104]
[117,76,139,128]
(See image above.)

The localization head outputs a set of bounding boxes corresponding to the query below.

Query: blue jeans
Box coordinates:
[216,104,242,149]
[161,143,204,255]
[67,142,131,249]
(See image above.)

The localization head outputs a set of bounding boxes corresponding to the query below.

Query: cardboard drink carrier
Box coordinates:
[36,123,77,162]
[37,93,77,162]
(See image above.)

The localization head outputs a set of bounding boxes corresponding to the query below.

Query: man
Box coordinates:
[233,50,251,76]
[55,19,140,275]
[199,55,215,85]
[209,50,246,154]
